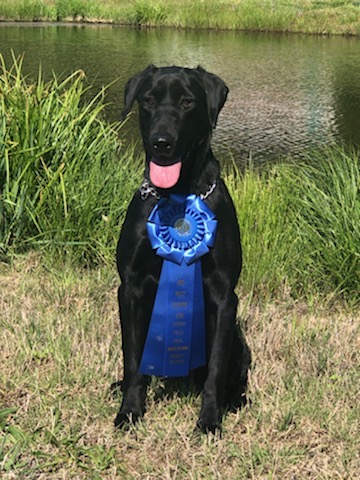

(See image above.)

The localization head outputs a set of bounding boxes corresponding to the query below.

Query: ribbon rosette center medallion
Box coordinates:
[139,194,218,377]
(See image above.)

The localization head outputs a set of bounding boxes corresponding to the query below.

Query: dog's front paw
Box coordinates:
[196,412,222,435]
[114,410,141,430]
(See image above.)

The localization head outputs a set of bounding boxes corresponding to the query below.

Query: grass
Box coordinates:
[0,53,141,265]
[0,0,360,35]
[227,149,360,304]
[281,150,360,303]
[1,256,359,478]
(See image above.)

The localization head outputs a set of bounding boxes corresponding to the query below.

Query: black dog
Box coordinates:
[115,65,250,433]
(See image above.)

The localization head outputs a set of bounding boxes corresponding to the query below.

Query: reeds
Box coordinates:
[0,53,141,264]
[230,150,360,303]
[282,148,360,303]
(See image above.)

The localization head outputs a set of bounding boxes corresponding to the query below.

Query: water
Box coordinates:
[1,23,360,163]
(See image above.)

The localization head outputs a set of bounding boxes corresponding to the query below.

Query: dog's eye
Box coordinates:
[180,98,194,109]
[143,96,156,108]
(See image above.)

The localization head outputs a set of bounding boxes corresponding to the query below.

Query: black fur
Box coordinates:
[115,66,250,433]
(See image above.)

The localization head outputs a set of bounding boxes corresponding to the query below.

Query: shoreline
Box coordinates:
[1,19,359,39]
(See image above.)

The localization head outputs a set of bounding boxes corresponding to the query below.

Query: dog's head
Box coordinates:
[121,65,228,190]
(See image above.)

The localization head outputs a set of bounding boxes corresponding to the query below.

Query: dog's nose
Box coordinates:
[151,135,174,156]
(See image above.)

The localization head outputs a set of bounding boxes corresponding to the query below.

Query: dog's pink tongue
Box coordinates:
[149,161,181,189]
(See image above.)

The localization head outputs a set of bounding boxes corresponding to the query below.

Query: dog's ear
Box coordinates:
[120,65,156,121]
[195,66,229,129]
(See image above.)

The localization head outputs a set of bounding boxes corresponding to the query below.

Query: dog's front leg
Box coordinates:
[197,291,238,434]
[114,285,149,429]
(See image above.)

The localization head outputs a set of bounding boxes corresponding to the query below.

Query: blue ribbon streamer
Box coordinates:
[139,194,217,377]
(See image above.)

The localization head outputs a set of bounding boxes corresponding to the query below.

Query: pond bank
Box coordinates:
[0,0,360,36]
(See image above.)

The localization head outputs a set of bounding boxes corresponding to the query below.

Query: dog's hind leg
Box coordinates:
[114,285,149,429]
[197,291,239,434]
[224,324,251,411]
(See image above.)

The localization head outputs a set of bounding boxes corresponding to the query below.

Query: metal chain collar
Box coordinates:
[139,179,217,201]
[139,179,161,200]
[200,181,217,200]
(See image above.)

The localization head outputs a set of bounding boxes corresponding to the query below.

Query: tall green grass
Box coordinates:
[0,1,360,35]
[227,162,291,298]
[1,55,359,303]
[283,149,360,303]
[0,53,141,264]
[229,150,360,303]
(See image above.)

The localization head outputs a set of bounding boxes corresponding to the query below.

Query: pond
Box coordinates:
[1,23,360,164]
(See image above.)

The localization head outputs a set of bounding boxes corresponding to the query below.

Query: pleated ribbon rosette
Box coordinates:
[139,194,217,377]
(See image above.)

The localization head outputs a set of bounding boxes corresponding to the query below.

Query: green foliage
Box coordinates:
[233,0,297,31]
[56,0,100,21]
[132,0,168,26]
[284,148,360,302]
[0,53,141,264]
[227,160,292,298]
[227,149,360,303]
[0,0,53,21]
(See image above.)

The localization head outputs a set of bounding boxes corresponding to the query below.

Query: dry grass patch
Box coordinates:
[1,255,359,478]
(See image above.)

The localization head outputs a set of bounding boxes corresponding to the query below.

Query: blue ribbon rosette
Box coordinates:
[139,194,217,377]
